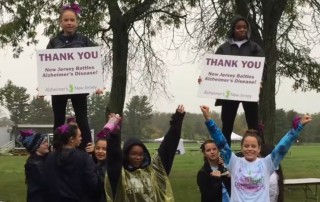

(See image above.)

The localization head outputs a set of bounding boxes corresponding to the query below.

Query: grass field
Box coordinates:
[1,143,320,202]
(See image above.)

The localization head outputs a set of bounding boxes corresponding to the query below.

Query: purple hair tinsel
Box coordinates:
[58,125,69,135]
[63,2,81,14]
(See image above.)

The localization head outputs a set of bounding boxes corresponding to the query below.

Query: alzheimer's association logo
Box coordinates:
[224,90,231,98]
[69,84,74,93]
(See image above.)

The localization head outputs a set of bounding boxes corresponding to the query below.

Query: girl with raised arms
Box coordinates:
[200,105,311,202]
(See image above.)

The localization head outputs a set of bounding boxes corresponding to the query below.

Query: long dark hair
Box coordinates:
[200,139,219,163]
[52,124,79,152]
[92,138,107,164]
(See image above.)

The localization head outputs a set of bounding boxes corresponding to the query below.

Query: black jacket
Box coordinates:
[46,31,96,97]
[45,148,99,202]
[197,161,231,202]
[96,160,108,202]
[25,154,47,202]
[46,31,95,49]
[215,15,265,106]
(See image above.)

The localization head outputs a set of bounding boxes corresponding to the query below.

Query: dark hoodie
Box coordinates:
[215,15,263,57]
[197,160,231,202]
[122,138,151,172]
[215,15,265,106]
[25,153,48,202]
[46,31,95,49]
[45,148,99,202]
[106,110,185,202]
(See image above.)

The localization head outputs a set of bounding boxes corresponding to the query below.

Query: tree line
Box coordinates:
[1,80,319,144]
[2,1,320,144]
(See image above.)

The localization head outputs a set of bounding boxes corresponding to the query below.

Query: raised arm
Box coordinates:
[271,115,312,167]
[104,114,122,198]
[158,105,186,175]
[200,106,232,165]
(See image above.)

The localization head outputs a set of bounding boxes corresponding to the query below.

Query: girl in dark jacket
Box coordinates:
[197,140,231,202]
[214,15,265,145]
[45,124,99,202]
[93,137,108,202]
[46,2,97,150]
[91,114,121,202]
[19,130,50,202]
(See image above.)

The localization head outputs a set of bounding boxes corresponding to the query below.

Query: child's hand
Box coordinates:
[210,170,221,177]
[218,156,224,165]
[104,113,121,133]
[221,170,230,177]
[200,105,210,121]
[176,105,185,114]
[36,87,44,99]
[85,142,94,153]
[301,114,312,126]
[95,88,105,95]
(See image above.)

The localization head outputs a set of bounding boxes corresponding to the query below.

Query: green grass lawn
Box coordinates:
[1,144,320,202]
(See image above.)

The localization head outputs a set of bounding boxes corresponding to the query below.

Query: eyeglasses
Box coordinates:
[129,153,144,158]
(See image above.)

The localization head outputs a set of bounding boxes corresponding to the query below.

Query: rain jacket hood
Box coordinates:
[227,15,251,41]
[105,110,185,202]
[123,138,151,171]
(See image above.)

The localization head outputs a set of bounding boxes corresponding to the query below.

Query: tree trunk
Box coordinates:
[235,0,287,144]
[259,1,287,144]
[106,16,129,116]
[234,0,275,143]
[259,42,276,144]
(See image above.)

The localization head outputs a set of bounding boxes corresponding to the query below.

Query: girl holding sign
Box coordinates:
[214,15,265,146]
[46,2,97,150]
[200,105,311,202]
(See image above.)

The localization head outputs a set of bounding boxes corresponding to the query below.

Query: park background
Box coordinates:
[1,143,320,202]
[1,95,320,201]
[2,1,320,201]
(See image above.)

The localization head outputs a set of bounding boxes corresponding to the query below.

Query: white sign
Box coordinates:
[198,54,265,102]
[36,47,104,96]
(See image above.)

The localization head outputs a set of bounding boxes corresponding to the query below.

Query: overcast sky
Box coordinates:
[1,36,320,116]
